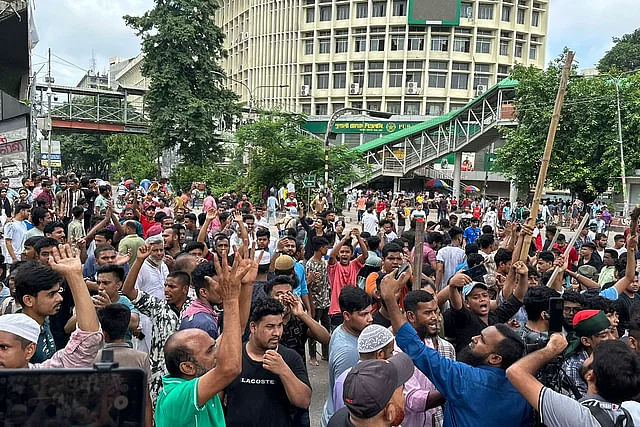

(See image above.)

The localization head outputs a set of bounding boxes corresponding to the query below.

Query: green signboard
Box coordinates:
[408,0,461,26]
[302,120,420,135]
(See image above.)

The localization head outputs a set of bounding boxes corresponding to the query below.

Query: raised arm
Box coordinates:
[511,260,529,302]
[49,244,99,332]
[329,231,351,266]
[197,208,217,258]
[122,244,152,301]
[287,294,330,346]
[448,272,472,310]
[613,234,638,296]
[353,228,368,264]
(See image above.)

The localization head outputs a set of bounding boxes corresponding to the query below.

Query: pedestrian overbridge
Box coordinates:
[349,78,518,189]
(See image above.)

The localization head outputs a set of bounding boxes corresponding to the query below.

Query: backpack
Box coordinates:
[582,400,635,427]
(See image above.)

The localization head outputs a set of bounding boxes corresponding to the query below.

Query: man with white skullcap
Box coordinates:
[331,324,396,413]
[0,244,102,369]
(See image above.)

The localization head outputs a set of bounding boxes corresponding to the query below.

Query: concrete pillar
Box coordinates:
[452,151,462,200]
[393,176,400,193]
[509,180,518,206]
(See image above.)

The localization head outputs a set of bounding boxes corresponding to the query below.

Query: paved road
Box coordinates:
[309,360,329,427]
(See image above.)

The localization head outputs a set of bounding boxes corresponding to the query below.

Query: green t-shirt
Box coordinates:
[155,376,225,427]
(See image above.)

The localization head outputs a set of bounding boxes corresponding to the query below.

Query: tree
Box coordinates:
[598,28,640,73]
[496,52,640,201]
[106,134,158,182]
[56,133,112,177]
[235,112,365,209]
[125,0,240,166]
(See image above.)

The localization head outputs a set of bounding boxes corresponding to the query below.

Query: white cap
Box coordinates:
[0,314,40,343]
[357,324,394,354]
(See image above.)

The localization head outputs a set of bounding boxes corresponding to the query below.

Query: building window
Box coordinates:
[369,61,384,70]
[515,42,523,57]
[332,103,345,112]
[450,103,466,111]
[337,4,349,19]
[301,104,311,114]
[478,4,493,19]
[452,62,469,71]
[531,10,540,26]
[473,75,490,89]
[302,74,312,86]
[431,36,449,52]
[517,8,525,24]
[317,74,330,89]
[335,63,347,71]
[499,40,509,56]
[372,1,386,17]
[370,36,385,51]
[354,36,367,52]
[336,38,348,53]
[368,101,381,111]
[476,38,491,54]
[352,73,365,86]
[406,60,423,69]
[475,63,491,73]
[315,103,328,115]
[451,73,468,90]
[319,38,331,54]
[453,37,470,52]
[428,72,446,88]
[408,36,424,51]
[387,102,401,114]
[306,7,315,23]
[391,35,405,50]
[392,0,406,16]
[502,5,511,21]
[304,39,314,55]
[319,6,331,21]
[404,102,421,115]
[529,45,537,60]
[429,61,448,70]
[368,71,383,88]
[356,2,368,18]
[351,101,363,109]
[461,2,473,19]
[333,73,347,89]
[426,102,444,116]
[352,61,365,70]
[388,71,403,87]
[406,71,422,87]
[498,65,510,74]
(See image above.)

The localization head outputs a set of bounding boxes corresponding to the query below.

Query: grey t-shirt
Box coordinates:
[436,245,466,286]
[322,325,359,427]
[540,388,640,427]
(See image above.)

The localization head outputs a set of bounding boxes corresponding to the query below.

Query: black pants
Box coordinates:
[308,307,330,360]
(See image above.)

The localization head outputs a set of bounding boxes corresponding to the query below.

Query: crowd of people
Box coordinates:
[0,173,639,427]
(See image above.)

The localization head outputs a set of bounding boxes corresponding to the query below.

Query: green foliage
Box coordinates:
[598,28,640,73]
[55,133,112,177]
[125,0,240,166]
[235,112,365,208]
[105,134,158,182]
[496,52,640,201]
[170,163,241,195]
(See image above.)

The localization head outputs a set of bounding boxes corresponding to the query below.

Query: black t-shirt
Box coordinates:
[618,293,640,335]
[397,207,406,226]
[372,310,392,329]
[224,342,311,427]
[280,316,309,363]
[327,407,355,427]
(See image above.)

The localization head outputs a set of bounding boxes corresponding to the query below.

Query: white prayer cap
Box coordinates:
[0,313,40,343]
[357,324,394,354]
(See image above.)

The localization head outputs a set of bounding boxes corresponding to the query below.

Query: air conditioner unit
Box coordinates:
[349,83,362,95]
[476,85,487,96]
[300,84,310,96]
[406,82,420,95]
[242,32,249,40]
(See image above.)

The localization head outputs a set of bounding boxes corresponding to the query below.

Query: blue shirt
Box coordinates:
[463,226,481,244]
[396,322,533,427]
[294,262,309,297]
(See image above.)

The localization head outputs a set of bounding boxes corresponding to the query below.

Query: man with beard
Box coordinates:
[154,246,248,427]
[400,290,454,427]
[179,261,221,339]
[380,268,533,427]
[328,353,414,427]
[445,261,528,353]
[224,297,312,427]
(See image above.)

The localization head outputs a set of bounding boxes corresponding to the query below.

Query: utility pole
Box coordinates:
[46,48,52,177]
[615,80,628,217]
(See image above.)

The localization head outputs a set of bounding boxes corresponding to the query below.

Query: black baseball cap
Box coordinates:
[343,353,414,419]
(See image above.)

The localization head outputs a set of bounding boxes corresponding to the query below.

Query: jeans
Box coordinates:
[308,307,330,360]
[357,210,364,222]
[267,209,277,224]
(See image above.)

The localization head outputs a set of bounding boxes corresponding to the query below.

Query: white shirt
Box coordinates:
[4,220,27,264]
[362,211,378,235]
[135,259,169,301]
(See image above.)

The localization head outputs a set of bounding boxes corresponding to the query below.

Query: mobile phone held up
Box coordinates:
[548,297,564,334]
[395,262,410,280]
[462,264,488,282]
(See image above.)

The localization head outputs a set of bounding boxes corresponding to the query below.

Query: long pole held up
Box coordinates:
[519,51,575,262]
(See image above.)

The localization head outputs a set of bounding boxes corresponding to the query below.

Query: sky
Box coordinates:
[31,0,639,86]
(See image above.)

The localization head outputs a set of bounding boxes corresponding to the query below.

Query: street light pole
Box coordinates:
[323,108,393,190]
[46,48,52,177]
[615,80,628,217]
[212,71,254,113]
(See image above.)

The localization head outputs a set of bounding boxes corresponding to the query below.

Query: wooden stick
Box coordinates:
[547,213,589,288]
[548,227,561,249]
[413,219,425,290]
[519,51,575,262]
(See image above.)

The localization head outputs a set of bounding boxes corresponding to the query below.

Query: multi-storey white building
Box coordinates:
[216,0,548,120]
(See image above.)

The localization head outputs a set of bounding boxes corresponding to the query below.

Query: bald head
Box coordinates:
[175,253,198,274]
[164,329,211,378]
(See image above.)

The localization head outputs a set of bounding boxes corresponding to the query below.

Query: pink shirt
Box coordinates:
[328,258,364,315]
[30,328,104,369]
[203,196,217,212]
[411,243,437,266]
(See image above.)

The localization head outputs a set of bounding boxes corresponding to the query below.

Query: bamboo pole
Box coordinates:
[519,51,575,262]
[547,213,589,287]
[413,219,425,290]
